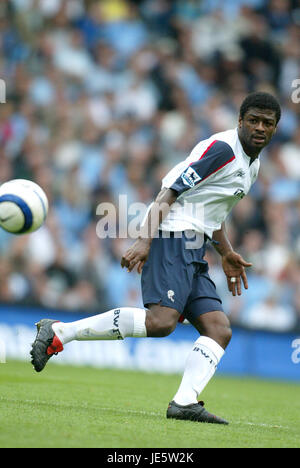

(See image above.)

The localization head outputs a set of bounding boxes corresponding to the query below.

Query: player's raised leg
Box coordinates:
[30,304,179,372]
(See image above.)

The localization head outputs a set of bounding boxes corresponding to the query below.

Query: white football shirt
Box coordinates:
[158,128,260,238]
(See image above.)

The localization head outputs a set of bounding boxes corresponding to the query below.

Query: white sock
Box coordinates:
[52,307,147,345]
[173,336,225,406]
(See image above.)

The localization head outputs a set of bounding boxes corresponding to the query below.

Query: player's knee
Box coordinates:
[212,321,232,349]
[202,324,232,350]
[220,323,232,349]
[197,313,232,349]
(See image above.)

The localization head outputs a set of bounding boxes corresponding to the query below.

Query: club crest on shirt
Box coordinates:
[181,167,202,187]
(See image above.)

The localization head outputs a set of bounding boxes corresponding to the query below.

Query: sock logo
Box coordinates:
[112,309,122,340]
[193,346,216,367]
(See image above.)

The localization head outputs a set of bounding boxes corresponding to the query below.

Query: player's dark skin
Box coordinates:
[238,107,277,163]
[121,107,278,349]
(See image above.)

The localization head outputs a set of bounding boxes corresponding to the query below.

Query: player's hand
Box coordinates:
[121,238,151,274]
[222,251,252,296]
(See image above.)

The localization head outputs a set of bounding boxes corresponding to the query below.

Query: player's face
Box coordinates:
[238,108,277,155]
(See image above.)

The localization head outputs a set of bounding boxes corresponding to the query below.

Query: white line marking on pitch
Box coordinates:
[0,397,289,428]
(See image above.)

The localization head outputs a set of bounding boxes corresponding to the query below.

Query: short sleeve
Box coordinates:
[166,140,235,196]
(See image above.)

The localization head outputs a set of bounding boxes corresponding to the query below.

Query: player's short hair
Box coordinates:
[239,92,281,124]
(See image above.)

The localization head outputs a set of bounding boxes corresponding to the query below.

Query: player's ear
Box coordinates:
[238,115,243,129]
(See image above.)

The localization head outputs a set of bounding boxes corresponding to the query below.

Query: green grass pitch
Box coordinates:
[0,360,299,448]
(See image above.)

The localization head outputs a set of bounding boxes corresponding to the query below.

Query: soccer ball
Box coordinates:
[0,179,48,234]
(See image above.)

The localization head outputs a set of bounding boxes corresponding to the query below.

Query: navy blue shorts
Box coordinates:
[141,231,223,322]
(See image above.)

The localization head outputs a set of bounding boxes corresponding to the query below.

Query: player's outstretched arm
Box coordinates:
[121,188,178,273]
[212,223,252,296]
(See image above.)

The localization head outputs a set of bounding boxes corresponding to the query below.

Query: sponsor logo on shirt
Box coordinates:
[181,167,202,188]
[234,189,245,200]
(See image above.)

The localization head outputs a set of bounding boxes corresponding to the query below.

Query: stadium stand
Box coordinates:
[0,0,300,333]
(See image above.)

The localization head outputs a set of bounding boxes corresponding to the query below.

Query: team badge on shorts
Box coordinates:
[168,290,175,302]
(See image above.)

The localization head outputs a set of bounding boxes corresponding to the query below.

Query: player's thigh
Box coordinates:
[141,234,195,317]
[145,303,181,337]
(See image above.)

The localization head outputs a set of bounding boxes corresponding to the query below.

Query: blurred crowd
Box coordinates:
[1,0,300,332]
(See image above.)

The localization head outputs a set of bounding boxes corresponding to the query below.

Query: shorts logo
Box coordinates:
[168,290,175,302]
[181,167,201,188]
